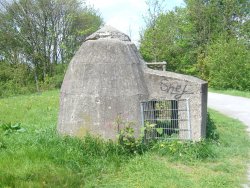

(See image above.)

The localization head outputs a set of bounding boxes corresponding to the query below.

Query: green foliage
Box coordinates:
[0,61,36,97]
[143,121,178,139]
[0,0,102,98]
[206,112,219,141]
[201,38,250,90]
[0,137,5,149]
[115,119,147,154]
[144,121,157,139]
[140,9,197,74]
[0,91,249,187]
[152,139,216,161]
[140,0,250,91]
[0,142,4,149]
[143,113,217,161]
[39,73,64,90]
[116,113,218,160]
[116,120,178,155]
[209,88,250,99]
[80,134,126,157]
[0,122,26,135]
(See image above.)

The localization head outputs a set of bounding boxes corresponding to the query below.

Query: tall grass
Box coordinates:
[0,90,249,187]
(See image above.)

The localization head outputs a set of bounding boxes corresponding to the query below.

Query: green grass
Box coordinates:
[209,88,250,98]
[0,90,250,187]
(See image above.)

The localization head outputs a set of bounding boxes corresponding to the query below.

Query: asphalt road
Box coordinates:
[208,92,250,188]
[208,92,250,132]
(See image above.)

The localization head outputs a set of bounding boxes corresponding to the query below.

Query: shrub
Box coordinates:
[202,38,250,91]
[0,61,36,97]
[117,122,148,154]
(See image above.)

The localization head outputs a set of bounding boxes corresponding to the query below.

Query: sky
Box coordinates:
[86,0,185,45]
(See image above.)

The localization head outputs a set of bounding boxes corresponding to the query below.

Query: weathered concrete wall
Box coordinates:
[58,26,208,141]
[58,37,149,139]
[143,68,208,140]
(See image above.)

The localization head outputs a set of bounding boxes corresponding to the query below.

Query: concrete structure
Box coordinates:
[58,26,208,141]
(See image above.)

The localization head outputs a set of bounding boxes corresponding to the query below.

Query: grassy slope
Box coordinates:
[209,88,250,98]
[0,90,249,188]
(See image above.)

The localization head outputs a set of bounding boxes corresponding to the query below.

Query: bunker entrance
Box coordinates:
[140,99,192,140]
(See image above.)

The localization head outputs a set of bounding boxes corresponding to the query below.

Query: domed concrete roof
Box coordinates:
[86,25,131,42]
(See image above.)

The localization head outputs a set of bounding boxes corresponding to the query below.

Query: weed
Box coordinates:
[0,122,26,135]
[152,139,216,161]
[116,121,147,154]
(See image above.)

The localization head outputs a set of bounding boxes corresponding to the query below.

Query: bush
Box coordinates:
[202,38,250,91]
[39,64,67,90]
[116,121,148,155]
[0,62,67,98]
[0,61,36,97]
[39,74,64,91]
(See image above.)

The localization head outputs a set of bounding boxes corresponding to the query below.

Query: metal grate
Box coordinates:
[140,99,191,140]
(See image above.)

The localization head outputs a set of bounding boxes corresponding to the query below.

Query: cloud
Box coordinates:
[86,0,146,43]
[86,0,184,44]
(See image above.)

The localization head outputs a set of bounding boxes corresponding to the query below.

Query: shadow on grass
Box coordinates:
[206,112,219,141]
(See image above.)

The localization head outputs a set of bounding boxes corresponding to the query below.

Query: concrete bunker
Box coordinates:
[58,26,208,141]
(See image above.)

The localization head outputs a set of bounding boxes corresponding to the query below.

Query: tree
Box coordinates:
[202,38,250,90]
[140,0,250,91]
[0,0,102,93]
[141,0,166,62]
[140,7,197,74]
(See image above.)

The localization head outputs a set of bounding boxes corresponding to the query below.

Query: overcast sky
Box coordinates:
[86,0,185,44]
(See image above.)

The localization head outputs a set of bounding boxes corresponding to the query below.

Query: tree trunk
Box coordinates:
[34,66,40,93]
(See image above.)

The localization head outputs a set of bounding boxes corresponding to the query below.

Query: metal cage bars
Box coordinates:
[140,99,192,140]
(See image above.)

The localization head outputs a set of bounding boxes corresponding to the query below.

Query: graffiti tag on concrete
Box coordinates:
[160,79,193,99]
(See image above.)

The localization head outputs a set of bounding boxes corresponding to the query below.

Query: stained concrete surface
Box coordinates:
[58,25,207,140]
[208,92,250,187]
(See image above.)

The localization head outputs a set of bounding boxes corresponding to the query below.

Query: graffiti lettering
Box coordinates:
[160,79,193,99]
